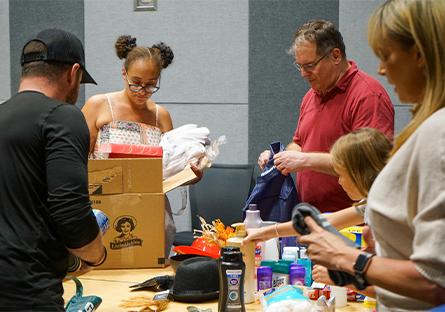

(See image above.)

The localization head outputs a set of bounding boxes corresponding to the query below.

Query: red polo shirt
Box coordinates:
[293,61,394,212]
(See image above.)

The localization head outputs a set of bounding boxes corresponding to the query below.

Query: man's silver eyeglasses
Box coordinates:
[293,50,331,72]
[126,74,161,94]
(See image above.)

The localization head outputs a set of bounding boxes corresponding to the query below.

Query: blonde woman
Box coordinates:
[296,0,445,310]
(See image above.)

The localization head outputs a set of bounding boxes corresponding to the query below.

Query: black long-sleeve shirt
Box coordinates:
[0,91,99,310]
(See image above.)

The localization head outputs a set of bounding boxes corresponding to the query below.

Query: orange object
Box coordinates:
[173,237,221,259]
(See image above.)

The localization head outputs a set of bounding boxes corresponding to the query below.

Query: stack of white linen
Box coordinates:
[160,124,211,179]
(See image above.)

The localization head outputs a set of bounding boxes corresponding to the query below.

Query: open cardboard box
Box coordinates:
[88,158,197,269]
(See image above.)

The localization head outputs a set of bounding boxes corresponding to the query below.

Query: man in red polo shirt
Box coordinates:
[258,20,394,213]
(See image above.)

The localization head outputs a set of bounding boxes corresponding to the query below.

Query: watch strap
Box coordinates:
[353,252,375,290]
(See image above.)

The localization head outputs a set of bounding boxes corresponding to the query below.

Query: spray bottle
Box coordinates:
[226,223,256,304]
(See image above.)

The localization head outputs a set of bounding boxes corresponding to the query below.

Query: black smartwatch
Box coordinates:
[353,252,375,290]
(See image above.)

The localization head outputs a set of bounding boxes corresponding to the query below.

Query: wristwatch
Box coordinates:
[353,252,375,290]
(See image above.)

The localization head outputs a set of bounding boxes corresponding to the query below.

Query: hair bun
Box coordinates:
[153,42,174,69]
[115,35,137,59]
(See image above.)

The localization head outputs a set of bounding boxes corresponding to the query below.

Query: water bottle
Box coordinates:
[218,247,246,312]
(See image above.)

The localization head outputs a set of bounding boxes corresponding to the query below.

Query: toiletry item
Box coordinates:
[289,263,305,286]
[226,223,256,304]
[218,247,246,312]
[257,266,273,291]
[243,204,265,266]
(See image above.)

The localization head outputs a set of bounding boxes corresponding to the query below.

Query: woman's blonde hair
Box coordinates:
[331,128,392,197]
[368,0,445,154]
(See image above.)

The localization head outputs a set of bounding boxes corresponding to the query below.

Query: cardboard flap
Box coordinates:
[88,158,163,194]
[163,165,197,193]
[89,166,124,195]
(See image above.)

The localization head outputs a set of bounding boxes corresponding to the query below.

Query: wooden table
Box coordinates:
[63,268,367,311]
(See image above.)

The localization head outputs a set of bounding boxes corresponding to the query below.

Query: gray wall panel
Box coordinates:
[9,0,85,106]
[163,104,249,164]
[0,1,10,103]
[249,0,339,165]
[84,0,248,105]
[339,0,411,134]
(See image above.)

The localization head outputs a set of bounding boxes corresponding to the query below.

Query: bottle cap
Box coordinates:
[257,266,273,277]
[248,204,258,211]
[231,223,247,237]
[289,263,305,275]
[221,247,243,263]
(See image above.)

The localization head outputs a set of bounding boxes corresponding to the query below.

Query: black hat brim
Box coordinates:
[81,68,97,85]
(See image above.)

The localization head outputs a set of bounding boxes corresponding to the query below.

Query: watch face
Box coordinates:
[354,253,373,273]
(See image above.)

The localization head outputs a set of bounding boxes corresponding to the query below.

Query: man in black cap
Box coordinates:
[0,28,105,310]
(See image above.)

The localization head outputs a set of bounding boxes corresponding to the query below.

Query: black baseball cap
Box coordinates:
[20,28,97,85]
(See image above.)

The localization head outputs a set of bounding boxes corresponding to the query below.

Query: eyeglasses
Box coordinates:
[125,74,161,94]
[293,50,331,72]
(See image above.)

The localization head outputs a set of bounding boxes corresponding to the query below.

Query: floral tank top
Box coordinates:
[91,94,162,159]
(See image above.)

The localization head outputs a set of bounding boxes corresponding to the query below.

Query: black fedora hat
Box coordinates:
[169,256,219,302]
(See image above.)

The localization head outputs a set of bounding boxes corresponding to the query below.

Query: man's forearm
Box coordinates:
[69,233,105,265]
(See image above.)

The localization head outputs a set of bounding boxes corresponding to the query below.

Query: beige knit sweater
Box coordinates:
[368,107,445,311]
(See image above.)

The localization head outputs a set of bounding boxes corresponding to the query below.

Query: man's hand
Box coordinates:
[258,150,271,170]
[273,150,307,175]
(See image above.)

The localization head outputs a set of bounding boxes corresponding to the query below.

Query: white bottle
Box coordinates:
[282,246,299,262]
[243,204,265,266]
[261,221,280,261]
[226,223,256,304]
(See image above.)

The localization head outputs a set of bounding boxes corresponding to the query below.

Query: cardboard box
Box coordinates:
[91,193,165,269]
[88,159,197,195]
[88,158,197,269]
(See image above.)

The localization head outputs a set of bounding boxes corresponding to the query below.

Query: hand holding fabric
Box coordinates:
[258,150,271,170]
[273,150,307,175]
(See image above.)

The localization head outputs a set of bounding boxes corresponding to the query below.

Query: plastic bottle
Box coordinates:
[281,246,300,262]
[280,236,297,258]
[243,204,265,266]
[261,221,280,262]
[289,263,305,286]
[218,246,246,312]
[257,266,273,291]
[363,296,377,312]
[296,247,312,286]
[226,223,256,304]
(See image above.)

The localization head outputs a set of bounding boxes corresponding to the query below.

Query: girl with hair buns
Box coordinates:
[294,0,445,310]
[83,35,174,157]
[82,35,192,257]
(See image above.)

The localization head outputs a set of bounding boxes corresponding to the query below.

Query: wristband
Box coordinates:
[274,223,280,237]
[83,247,107,267]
